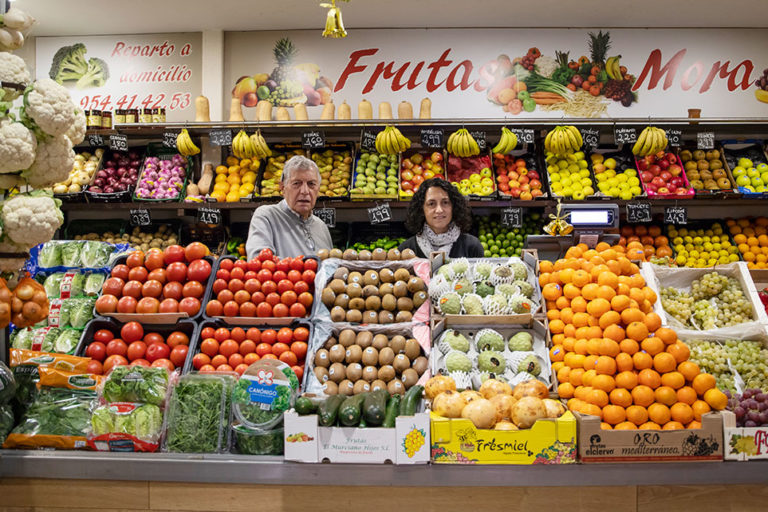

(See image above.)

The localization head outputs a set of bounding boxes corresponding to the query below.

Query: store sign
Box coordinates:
[36,33,202,122]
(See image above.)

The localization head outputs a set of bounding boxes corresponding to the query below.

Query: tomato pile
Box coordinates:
[191,324,310,378]
[95,242,212,317]
[204,248,317,318]
[84,321,190,375]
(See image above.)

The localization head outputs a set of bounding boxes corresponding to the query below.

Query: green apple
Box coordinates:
[747,167,759,178]
[732,166,746,177]
[738,157,753,169]
[757,163,768,172]
[736,175,751,186]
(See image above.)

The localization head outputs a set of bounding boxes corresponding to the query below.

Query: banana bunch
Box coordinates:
[632,126,668,156]
[491,127,518,154]
[249,130,272,159]
[232,130,255,159]
[544,125,582,156]
[605,55,623,80]
[375,125,411,155]
[447,128,480,157]
[176,129,200,157]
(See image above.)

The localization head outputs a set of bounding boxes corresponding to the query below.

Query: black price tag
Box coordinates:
[360,128,378,152]
[367,203,392,225]
[197,207,222,225]
[420,128,445,149]
[129,209,151,227]
[581,127,601,149]
[664,206,688,225]
[613,127,638,145]
[163,131,180,149]
[87,133,104,147]
[109,134,128,152]
[626,202,652,223]
[500,207,523,228]
[210,129,232,146]
[302,130,325,149]
[665,128,683,148]
[313,207,336,228]
[509,128,535,146]
[469,131,487,152]
[697,131,715,150]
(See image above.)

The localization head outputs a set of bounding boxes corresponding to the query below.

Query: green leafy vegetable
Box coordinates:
[91,403,162,439]
[102,366,169,406]
[68,297,95,329]
[83,273,105,296]
[60,242,83,267]
[11,388,95,436]
[10,328,34,350]
[233,425,284,455]
[38,242,62,267]
[0,361,17,406]
[40,327,62,352]
[54,329,81,353]
[49,43,89,84]
[80,242,112,268]
[42,273,64,297]
[0,404,14,442]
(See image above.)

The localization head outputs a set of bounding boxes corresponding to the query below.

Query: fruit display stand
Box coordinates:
[492,147,549,200]
[722,409,768,461]
[635,149,696,199]
[445,152,498,201]
[587,146,646,200]
[350,149,400,200]
[721,142,768,197]
[680,146,737,196]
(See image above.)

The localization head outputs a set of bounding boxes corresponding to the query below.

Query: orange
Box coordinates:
[621,308,646,325]
[565,246,583,259]
[587,338,602,355]
[567,398,583,412]
[587,298,612,318]
[550,345,565,362]
[592,374,616,393]
[678,361,700,382]
[542,282,563,301]
[638,368,662,389]
[564,352,580,368]
[615,421,637,430]
[629,287,646,304]
[597,285,617,301]
[641,336,665,356]
[654,386,677,406]
[597,271,619,289]
[619,338,640,355]
[663,421,684,430]
[559,268,575,284]
[610,295,631,312]
[667,342,691,363]
[626,405,649,426]
[557,366,571,383]
[540,260,554,273]
[648,403,671,425]
[560,308,575,325]
[655,327,677,345]
[616,371,638,390]
[549,319,565,334]
[570,296,588,313]
[626,321,649,341]
[547,309,561,321]
[557,382,575,398]
[691,400,711,421]
[630,274,646,288]
[556,296,571,310]
[676,386,697,405]
[643,287,658,304]
[639,421,662,430]
[632,351,653,370]
[602,404,627,425]
[546,300,557,311]
[573,312,591,328]
[596,356,617,375]
[653,352,677,374]
[582,369,598,386]
[631,385,655,407]
[599,310,621,330]
[595,241,612,252]
[552,361,565,373]
[569,368,585,387]
[687,420,702,429]
[586,326,603,339]
[588,389,610,408]
[582,403,603,418]
[610,388,633,408]
[670,402,694,424]
[692,373,717,395]
[617,283,631,297]
[604,324,626,343]
[574,386,591,401]
[540,274,552,288]
[661,371,685,390]
[616,353,634,372]
[643,311,662,333]
[572,269,591,288]
[563,283,581,299]
[600,422,613,430]
[599,339,621,357]
[571,354,586,369]
[581,283,600,300]
[704,388,728,410]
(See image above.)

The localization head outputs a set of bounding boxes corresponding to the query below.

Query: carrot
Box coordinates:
[533,97,566,105]
[530,92,565,100]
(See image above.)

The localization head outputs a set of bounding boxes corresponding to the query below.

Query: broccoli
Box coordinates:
[49,43,89,84]
[76,58,109,89]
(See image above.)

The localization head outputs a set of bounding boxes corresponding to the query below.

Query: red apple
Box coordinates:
[658,187,670,194]
[412,165,423,175]
[675,187,689,195]
[401,169,414,181]
[668,164,682,176]
[431,152,443,163]
[402,159,413,169]
[658,159,670,170]
[637,159,648,171]
[641,171,654,183]
[401,181,414,191]
[651,176,666,187]
[660,171,673,181]
[649,165,661,176]
[645,183,657,193]
[666,154,677,164]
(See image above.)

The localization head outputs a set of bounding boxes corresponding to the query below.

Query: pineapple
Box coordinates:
[270,38,299,85]
[588,31,611,67]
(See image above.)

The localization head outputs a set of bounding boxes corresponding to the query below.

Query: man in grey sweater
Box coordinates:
[246,155,333,259]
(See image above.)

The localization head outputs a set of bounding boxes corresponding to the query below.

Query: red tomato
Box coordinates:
[272,342,290,356]
[130,358,151,367]
[128,266,149,283]
[301,270,316,284]
[166,262,187,283]
[144,333,164,345]
[136,297,160,314]
[244,271,257,281]
[273,303,290,317]
[192,352,211,370]
[239,302,257,317]
[126,251,145,268]
[234,363,249,375]
[142,280,163,298]
[144,251,165,271]
[234,290,251,305]
[121,322,144,343]
[298,292,313,308]
[265,292,281,307]
[273,270,287,283]
[122,280,143,299]
[199,364,216,372]
[261,353,278,360]
[87,359,103,375]
[251,291,266,304]
[185,242,208,262]
[126,341,147,361]
[201,327,215,339]
[228,279,244,293]
[290,258,304,272]
[291,341,308,360]
[86,341,107,361]
[276,328,293,345]
[289,303,306,318]
[219,340,239,358]
[276,258,290,273]
[291,365,304,382]
[293,280,309,295]
[211,354,228,368]
[217,364,234,373]
[244,279,261,294]
[222,301,239,317]
[95,294,119,315]
[246,328,261,343]
[230,267,245,281]
[257,269,273,283]
[256,302,272,317]
[258,248,274,262]
[188,259,211,282]
[92,329,114,344]
[234,260,247,271]
[293,327,309,342]
[103,354,129,373]
[205,300,224,317]
[200,338,219,357]
[244,353,260,365]
[256,343,273,357]
[262,260,276,272]
[239,340,257,355]
[261,329,277,344]
[287,270,302,283]
[182,281,204,298]
[102,277,125,296]
[260,281,277,296]
[146,342,170,362]
[111,264,130,281]
[170,345,189,367]
[163,245,186,265]
[211,328,229,342]
[281,290,297,306]
[159,298,179,313]
[216,268,231,281]
[229,327,246,343]
[277,279,293,294]
[147,268,167,284]
[279,351,298,366]
[179,297,201,316]
[247,259,261,272]
[151,358,175,372]
[303,258,318,272]
[167,331,189,348]
[219,258,234,271]
[217,289,234,303]
[116,296,137,313]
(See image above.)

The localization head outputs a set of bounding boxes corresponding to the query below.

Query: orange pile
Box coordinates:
[543,242,727,430]
[616,225,672,261]
[728,217,768,269]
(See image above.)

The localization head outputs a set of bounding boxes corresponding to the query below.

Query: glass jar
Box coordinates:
[114,109,126,124]
[87,110,102,129]
[101,111,112,129]
[125,109,139,123]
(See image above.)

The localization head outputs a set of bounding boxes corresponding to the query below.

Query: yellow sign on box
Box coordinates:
[430,411,577,464]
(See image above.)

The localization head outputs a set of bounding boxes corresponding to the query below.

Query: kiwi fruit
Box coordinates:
[316,248,330,260]
[378,365,396,382]
[394,268,411,282]
[358,249,372,261]
[365,296,382,311]
[362,285,379,298]
[334,293,350,309]
[379,268,395,283]
[314,348,330,368]
[378,346,395,366]
[342,248,358,260]
[401,368,419,389]
[372,247,387,260]
[353,379,371,394]
[329,345,346,363]
[330,306,346,322]
[395,311,413,323]
[390,335,406,354]
[393,281,408,298]
[346,363,363,382]
[407,277,425,293]
[400,248,416,260]
[388,379,405,395]
[345,309,363,323]
[363,270,379,286]
[378,310,394,324]
[323,337,337,350]
[333,267,350,281]
[345,344,362,364]
[346,282,363,298]
[393,354,411,374]
[361,347,379,366]
[338,379,355,395]
[362,366,378,382]
[348,297,365,311]
[381,294,397,311]
[329,279,346,294]
[347,271,363,285]
[372,334,389,351]
[404,338,421,360]
[329,362,346,383]
[363,310,379,323]
[371,379,387,392]
[314,366,330,383]
[379,283,394,296]
[387,248,401,260]
[338,329,356,347]
[412,356,428,376]
[329,248,343,259]
[356,331,373,348]
[397,297,414,311]
[321,288,336,307]
[412,290,428,308]
[323,381,338,395]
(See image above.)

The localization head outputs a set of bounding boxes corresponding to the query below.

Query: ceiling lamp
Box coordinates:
[320,0,348,39]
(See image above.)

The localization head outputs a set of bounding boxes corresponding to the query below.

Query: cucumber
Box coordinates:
[400,385,423,416]
[382,394,401,428]
[362,389,389,426]
[339,393,367,426]
[358,416,368,428]
[318,395,345,426]
[295,396,317,415]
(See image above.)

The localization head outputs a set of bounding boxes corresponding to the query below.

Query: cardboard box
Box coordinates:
[283,410,430,464]
[722,409,768,461]
[430,410,577,464]
[577,411,724,463]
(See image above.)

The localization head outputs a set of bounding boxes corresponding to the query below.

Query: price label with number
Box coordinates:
[313,208,336,228]
[210,129,232,146]
[367,203,392,225]
[129,209,151,227]
[302,131,325,149]
[626,202,652,223]
[697,132,715,150]
[360,128,378,152]
[581,127,601,149]
[665,128,683,148]
[87,133,104,147]
[501,207,523,228]
[469,131,487,152]
[109,134,128,152]
[163,131,180,149]
[664,206,688,225]
[197,207,222,225]
[420,128,445,149]
[509,128,535,145]
[614,127,638,145]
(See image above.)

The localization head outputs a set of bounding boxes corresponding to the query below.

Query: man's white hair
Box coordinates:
[281,155,321,184]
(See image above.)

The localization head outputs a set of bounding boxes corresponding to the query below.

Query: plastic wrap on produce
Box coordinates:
[88,402,163,452]
[26,240,131,274]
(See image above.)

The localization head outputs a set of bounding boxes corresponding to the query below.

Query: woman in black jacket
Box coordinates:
[398,178,484,258]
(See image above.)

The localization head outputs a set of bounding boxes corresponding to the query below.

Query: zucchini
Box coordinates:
[358,416,367,428]
[295,396,317,415]
[362,389,388,426]
[338,393,367,426]
[318,395,345,426]
[400,385,423,417]
[382,394,401,428]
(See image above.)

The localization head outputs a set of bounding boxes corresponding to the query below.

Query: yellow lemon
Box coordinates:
[226,190,240,202]
[210,190,226,202]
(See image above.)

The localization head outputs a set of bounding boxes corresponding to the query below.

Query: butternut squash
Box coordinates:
[378,101,393,119]
[276,106,291,121]
[197,163,214,195]
[358,99,373,119]
[321,101,335,120]
[338,101,351,120]
[256,100,273,121]
[397,101,413,119]
[194,95,211,122]
[229,97,244,122]
[419,97,432,119]
[294,103,308,120]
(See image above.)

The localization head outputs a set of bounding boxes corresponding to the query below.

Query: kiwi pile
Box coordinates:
[681,149,732,191]
[316,247,417,261]
[320,266,427,324]
[313,329,428,395]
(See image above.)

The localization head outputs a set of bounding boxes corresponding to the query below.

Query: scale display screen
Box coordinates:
[570,210,609,225]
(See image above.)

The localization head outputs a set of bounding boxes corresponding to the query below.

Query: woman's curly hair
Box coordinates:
[404,178,473,234]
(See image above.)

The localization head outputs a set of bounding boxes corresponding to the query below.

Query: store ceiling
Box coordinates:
[12,0,768,36]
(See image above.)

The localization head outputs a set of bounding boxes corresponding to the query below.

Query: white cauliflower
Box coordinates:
[0,53,31,100]
[1,191,64,248]
[21,78,77,138]
[64,108,86,145]
[22,134,74,188]
[0,119,37,173]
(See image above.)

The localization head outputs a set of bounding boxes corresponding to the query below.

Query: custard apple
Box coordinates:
[509,296,534,314]
[495,283,518,297]
[437,265,455,280]
[474,281,495,298]
[513,279,534,298]
[517,354,541,376]
[508,332,533,351]
[445,350,472,373]
[443,330,470,352]
[479,372,508,384]
[439,292,462,314]
[453,277,473,296]
[473,262,492,280]
[476,330,505,352]
[462,293,484,315]
[477,350,505,373]
[484,294,508,313]
[492,265,513,280]
[449,259,469,276]
[510,262,528,281]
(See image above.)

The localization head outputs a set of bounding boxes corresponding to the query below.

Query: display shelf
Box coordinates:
[2,450,768,486]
